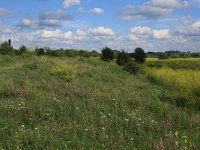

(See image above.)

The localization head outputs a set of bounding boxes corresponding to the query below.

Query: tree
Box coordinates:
[116,50,130,66]
[100,46,114,61]
[35,47,45,56]
[158,52,169,59]
[0,42,14,55]
[19,45,28,54]
[134,48,146,63]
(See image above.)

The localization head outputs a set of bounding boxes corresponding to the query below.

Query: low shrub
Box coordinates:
[123,61,139,74]
[116,51,130,66]
[49,65,76,82]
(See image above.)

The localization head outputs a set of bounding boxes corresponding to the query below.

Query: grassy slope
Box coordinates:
[0,55,199,149]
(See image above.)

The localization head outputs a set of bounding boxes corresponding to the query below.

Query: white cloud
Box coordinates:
[153,29,171,39]
[63,0,80,9]
[32,29,62,39]
[78,7,104,14]
[64,31,73,39]
[88,27,114,36]
[121,0,190,21]
[131,26,152,34]
[129,26,171,40]
[191,21,200,31]
[90,8,104,14]
[0,8,8,16]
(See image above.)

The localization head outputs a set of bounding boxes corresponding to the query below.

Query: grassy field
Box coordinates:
[0,55,200,149]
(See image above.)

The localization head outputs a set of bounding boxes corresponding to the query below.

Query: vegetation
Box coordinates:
[100,46,114,61]
[0,42,200,149]
[0,42,14,55]
[134,48,146,63]
[116,50,130,66]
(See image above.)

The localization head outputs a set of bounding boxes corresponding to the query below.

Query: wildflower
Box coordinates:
[184,139,187,143]
[125,118,129,122]
[21,125,25,128]
[84,129,88,131]
[175,131,179,137]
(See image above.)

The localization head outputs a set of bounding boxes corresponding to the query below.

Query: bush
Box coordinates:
[134,48,146,63]
[0,42,14,55]
[116,50,130,66]
[100,47,114,61]
[49,65,76,82]
[123,61,139,74]
[19,45,29,55]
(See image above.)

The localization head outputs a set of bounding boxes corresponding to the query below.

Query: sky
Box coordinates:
[0,0,200,52]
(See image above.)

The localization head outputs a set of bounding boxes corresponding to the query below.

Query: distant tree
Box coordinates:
[19,45,28,54]
[191,52,200,58]
[158,52,169,59]
[91,50,100,57]
[100,46,114,61]
[35,47,45,56]
[0,42,14,55]
[134,48,146,63]
[116,50,130,66]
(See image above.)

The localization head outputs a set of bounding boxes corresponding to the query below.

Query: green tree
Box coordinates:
[0,42,14,55]
[100,46,114,61]
[116,50,130,66]
[134,48,146,63]
[19,45,28,55]
[35,47,45,56]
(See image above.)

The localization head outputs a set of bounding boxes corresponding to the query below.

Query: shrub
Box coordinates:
[134,48,146,63]
[116,50,130,66]
[49,65,76,82]
[123,61,139,74]
[19,45,29,55]
[0,42,14,55]
[100,47,114,61]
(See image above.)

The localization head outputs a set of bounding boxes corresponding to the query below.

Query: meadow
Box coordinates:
[0,55,200,149]
[145,58,200,110]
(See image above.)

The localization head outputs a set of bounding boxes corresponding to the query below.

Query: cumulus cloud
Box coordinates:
[63,0,80,9]
[78,7,104,14]
[17,10,73,30]
[38,10,73,27]
[129,26,171,40]
[0,8,8,16]
[121,0,190,21]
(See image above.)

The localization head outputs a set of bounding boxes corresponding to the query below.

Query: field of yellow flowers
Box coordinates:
[145,58,200,110]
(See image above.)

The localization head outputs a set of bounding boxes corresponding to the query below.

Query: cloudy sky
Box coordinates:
[0,0,200,52]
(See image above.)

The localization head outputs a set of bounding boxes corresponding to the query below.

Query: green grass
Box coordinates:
[0,55,199,149]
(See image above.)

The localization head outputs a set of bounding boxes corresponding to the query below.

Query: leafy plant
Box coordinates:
[123,61,139,74]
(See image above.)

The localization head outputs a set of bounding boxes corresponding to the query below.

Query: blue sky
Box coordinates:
[0,0,200,52]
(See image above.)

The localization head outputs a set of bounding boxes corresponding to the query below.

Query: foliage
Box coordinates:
[116,50,130,66]
[134,47,146,63]
[19,45,29,55]
[158,52,169,59]
[35,47,45,56]
[123,61,139,74]
[0,42,14,55]
[100,46,114,61]
[49,64,76,82]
